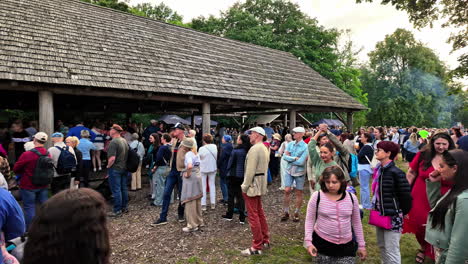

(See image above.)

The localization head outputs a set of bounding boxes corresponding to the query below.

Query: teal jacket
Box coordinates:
[425,180,468,264]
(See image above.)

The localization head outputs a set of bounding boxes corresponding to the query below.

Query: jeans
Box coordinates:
[359,169,372,209]
[20,188,48,229]
[159,169,184,221]
[243,193,269,250]
[219,173,228,201]
[201,171,216,206]
[153,166,173,206]
[376,227,401,264]
[108,168,129,213]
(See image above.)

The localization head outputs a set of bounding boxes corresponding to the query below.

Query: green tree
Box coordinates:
[356,0,467,78]
[131,3,184,25]
[81,0,131,12]
[362,28,461,127]
[191,0,367,125]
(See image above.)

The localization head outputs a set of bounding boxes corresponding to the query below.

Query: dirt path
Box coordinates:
[108,178,308,264]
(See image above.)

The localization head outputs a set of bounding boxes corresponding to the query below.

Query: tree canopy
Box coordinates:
[356,0,467,78]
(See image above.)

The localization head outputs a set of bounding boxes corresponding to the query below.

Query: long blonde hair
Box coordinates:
[409,133,418,144]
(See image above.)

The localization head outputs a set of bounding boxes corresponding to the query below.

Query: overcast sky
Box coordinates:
[130,0,467,84]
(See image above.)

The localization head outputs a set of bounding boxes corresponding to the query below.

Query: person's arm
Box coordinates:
[1,199,26,240]
[351,193,366,249]
[307,139,320,164]
[406,152,420,185]
[426,179,443,209]
[327,132,349,157]
[445,197,468,263]
[12,152,28,175]
[291,144,308,165]
[282,143,296,162]
[89,129,96,142]
[241,148,257,193]
[185,158,193,178]
[226,150,236,174]
[393,169,412,215]
[304,192,318,248]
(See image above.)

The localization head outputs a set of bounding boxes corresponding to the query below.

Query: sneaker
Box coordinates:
[241,248,262,256]
[222,215,233,221]
[93,168,97,172]
[292,212,300,222]
[182,226,198,232]
[99,167,102,171]
[202,205,207,211]
[211,204,216,210]
[150,219,168,226]
[280,212,289,222]
[239,220,245,225]
[178,215,185,223]
[107,211,122,218]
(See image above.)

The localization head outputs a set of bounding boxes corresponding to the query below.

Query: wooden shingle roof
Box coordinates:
[0,0,365,111]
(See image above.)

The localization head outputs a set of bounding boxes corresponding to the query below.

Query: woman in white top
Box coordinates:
[198,134,218,210]
[278,134,292,190]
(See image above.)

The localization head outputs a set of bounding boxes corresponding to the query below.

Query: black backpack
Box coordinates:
[126,143,140,173]
[55,146,77,174]
[30,149,54,185]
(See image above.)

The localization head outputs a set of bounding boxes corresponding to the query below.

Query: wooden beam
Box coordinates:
[202,103,210,135]
[38,90,54,148]
[332,112,346,125]
[346,112,354,132]
[298,113,312,126]
[289,110,297,128]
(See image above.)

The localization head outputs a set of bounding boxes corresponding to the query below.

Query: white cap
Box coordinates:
[249,127,266,136]
[34,132,48,142]
[292,127,305,133]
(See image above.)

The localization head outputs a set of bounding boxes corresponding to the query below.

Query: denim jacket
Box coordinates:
[282,140,308,175]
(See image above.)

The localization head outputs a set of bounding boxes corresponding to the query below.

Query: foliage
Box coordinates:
[361,28,465,127]
[191,0,368,108]
[81,0,131,12]
[131,2,184,25]
[356,0,467,78]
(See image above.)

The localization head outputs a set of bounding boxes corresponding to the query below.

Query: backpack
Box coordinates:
[126,143,140,173]
[338,153,359,186]
[55,146,77,174]
[30,149,54,185]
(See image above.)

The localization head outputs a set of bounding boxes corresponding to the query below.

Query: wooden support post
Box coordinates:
[289,110,296,128]
[283,113,288,127]
[191,112,196,129]
[202,103,210,135]
[346,112,354,132]
[38,90,54,148]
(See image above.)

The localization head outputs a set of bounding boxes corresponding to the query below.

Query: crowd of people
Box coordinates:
[0,117,467,263]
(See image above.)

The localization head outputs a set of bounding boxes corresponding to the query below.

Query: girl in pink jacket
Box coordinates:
[304,166,367,263]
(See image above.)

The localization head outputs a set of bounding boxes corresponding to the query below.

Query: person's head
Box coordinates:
[292,127,305,141]
[33,132,48,146]
[180,138,194,152]
[150,119,157,126]
[409,132,418,144]
[367,126,374,134]
[11,122,23,132]
[319,142,335,163]
[51,132,64,144]
[375,141,399,162]
[188,129,196,138]
[109,124,123,138]
[317,134,329,146]
[284,134,292,142]
[452,127,462,138]
[430,149,468,230]
[23,188,110,264]
[237,134,251,151]
[131,133,139,141]
[149,133,160,147]
[347,133,354,141]
[361,133,371,144]
[80,129,90,139]
[374,127,385,140]
[430,132,455,154]
[170,123,185,139]
[272,133,282,141]
[319,166,347,195]
[66,136,79,148]
[248,127,266,144]
[222,135,232,144]
[202,134,213,145]
[318,123,328,131]
[161,133,171,144]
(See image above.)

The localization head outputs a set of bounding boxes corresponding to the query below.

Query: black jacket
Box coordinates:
[376,161,412,216]
[358,144,374,164]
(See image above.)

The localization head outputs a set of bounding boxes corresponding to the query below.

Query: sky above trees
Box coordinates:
[129,0,467,85]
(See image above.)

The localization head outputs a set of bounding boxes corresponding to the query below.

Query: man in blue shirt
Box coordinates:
[281,127,308,223]
[67,121,96,141]
[0,188,26,262]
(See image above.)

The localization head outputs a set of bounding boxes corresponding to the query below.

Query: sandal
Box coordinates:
[415,249,425,263]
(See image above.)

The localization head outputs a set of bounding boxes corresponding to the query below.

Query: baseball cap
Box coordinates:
[292,127,305,133]
[51,132,64,138]
[170,123,185,130]
[111,124,123,132]
[248,127,266,136]
[223,135,232,142]
[34,132,48,142]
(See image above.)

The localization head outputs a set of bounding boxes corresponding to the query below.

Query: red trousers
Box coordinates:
[243,193,270,250]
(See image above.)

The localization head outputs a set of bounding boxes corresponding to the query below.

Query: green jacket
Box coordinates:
[425,180,468,264]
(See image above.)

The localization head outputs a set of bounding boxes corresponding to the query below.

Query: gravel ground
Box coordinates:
[107,177,308,264]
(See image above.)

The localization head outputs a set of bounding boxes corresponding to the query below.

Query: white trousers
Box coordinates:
[201,171,216,206]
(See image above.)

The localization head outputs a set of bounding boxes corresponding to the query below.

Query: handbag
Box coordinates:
[161,157,171,178]
[368,209,392,229]
[365,154,379,170]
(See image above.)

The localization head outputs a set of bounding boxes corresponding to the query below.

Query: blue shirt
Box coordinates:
[77,138,96,160]
[0,188,26,263]
[283,140,308,172]
[264,127,274,139]
[67,125,96,141]
[404,140,420,154]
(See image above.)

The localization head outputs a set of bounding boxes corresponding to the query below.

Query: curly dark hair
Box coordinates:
[23,188,110,264]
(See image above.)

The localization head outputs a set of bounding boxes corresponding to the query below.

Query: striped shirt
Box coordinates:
[304,191,365,249]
